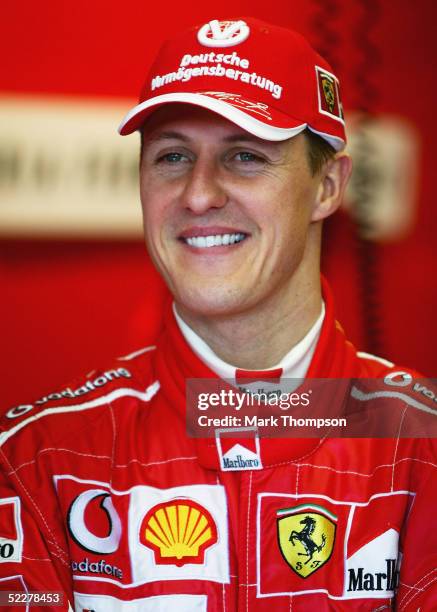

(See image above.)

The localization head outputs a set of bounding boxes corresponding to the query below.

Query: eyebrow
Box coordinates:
[145,130,276,147]
[146,131,191,143]
[222,134,268,144]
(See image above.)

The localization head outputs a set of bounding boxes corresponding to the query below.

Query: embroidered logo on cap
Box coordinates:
[316,66,344,124]
[198,19,250,48]
[204,92,272,120]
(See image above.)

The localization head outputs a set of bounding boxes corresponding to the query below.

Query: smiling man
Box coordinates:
[138,104,350,369]
[0,17,436,612]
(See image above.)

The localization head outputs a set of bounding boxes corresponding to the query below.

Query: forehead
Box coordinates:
[141,103,291,149]
[143,104,248,138]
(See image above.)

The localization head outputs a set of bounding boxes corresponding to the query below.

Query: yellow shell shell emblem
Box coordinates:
[277,504,337,578]
[140,499,217,566]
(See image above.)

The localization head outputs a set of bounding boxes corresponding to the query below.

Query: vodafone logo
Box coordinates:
[384,371,413,387]
[197,19,250,48]
[67,489,121,554]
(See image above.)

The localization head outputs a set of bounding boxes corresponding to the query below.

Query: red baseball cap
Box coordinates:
[119,17,346,150]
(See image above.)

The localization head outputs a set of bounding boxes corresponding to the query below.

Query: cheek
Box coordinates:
[140,172,180,231]
[281,175,317,223]
[140,193,164,261]
[140,176,168,232]
[265,181,314,235]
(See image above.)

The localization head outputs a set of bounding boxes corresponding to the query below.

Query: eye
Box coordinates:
[156,152,187,164]
[234,151,264,163]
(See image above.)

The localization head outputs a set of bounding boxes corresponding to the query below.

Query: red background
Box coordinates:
[1,0,436,409]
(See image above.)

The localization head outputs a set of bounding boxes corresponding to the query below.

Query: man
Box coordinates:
[0,17,435,611]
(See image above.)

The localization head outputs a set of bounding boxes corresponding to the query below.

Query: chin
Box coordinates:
[173,284,251,318]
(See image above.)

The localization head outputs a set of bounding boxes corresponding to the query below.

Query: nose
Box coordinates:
[181,158,227,214]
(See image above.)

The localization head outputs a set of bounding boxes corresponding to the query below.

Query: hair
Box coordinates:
[303,128,337,176]
[139,123,337,174]
[303,128,337,175]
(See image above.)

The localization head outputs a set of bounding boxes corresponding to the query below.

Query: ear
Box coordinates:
[311,153,352,222]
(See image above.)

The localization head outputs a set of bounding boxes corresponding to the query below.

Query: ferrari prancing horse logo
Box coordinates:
[321,76,336,113]
[277,504,336,578]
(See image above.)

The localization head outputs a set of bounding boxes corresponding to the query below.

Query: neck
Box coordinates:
[175,266,322,370]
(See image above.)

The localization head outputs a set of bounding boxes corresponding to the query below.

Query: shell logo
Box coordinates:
[139,499,218,566]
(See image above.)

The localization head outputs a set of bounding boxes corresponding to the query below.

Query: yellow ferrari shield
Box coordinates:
[321,76,336,112]
[277,504,337,578]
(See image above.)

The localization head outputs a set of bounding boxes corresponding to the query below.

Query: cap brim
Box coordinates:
[118,91,308,140]
[118,92,345,150]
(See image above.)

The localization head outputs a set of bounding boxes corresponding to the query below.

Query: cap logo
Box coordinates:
[322,77,335,112]
[204,92,272,120]
[197,19,250,48]
[315,66,344,124]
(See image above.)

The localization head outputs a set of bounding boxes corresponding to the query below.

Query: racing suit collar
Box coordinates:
[172,302,325,387]
[154,277,358,470]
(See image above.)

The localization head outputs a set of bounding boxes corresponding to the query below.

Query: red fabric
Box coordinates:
[235,368,283,384]
[0,281,435,609]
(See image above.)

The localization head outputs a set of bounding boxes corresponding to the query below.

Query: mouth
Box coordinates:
[179,226,250,251]
[182,232,248,249]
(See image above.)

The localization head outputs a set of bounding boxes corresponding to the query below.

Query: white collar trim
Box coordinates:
[173,303,325,383]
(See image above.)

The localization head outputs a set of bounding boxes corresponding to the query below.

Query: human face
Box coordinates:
[139,105,322,318]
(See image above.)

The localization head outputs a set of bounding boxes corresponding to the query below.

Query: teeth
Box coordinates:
[185,233,246,248]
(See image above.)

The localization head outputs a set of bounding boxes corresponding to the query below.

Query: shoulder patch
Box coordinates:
[0,350,160,445]
[6,367,134,420]
[0,381,160,447]
[350,375,437,437]
[2,366,134,422]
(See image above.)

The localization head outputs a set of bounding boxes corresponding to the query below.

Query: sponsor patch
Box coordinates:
[129,484,229,584]
[139,499,217,566]
[197,19,250,48]
[316,66,344,123]
[71,557,123,579]
[277,504,336,578]
[346,529,399,597]
[67,489,122,555]
[257,491,412,599]
[0,498,23,563]
[216,432,263,471]
[6,368,132,419]
[384,372,437,404]
[383,371,413,387]
[56,476,229,586]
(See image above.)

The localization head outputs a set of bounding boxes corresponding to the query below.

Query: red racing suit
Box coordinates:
[0,282,436,611]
